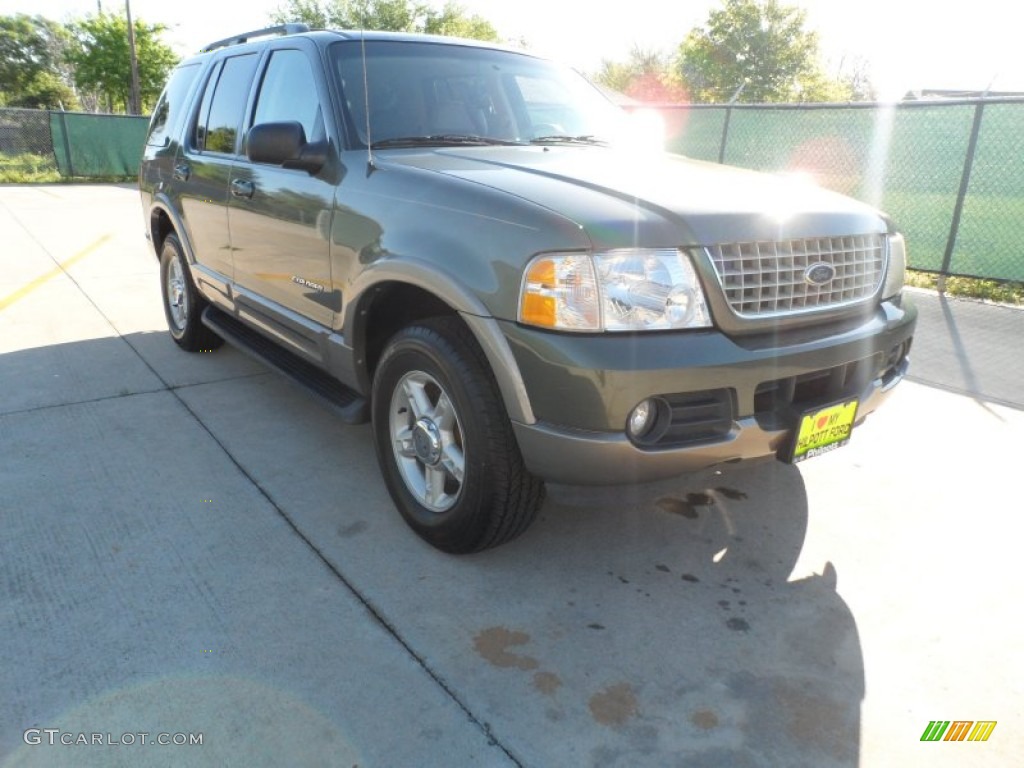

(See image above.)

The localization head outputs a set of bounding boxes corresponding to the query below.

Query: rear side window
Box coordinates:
[195,53,259,154]
[252,49,324,142]
[146,63,201,147]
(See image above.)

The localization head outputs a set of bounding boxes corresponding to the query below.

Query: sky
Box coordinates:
[4,0,1023,99]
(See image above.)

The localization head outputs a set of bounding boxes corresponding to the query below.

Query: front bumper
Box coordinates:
[504,297,916,485]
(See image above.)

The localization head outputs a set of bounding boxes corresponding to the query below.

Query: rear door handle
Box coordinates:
[173,163,190,181]
[231,179,254,199]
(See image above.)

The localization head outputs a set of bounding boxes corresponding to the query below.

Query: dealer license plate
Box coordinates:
[788,399,859,463]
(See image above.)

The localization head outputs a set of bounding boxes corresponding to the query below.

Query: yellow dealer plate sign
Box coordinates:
[789,399,859,463]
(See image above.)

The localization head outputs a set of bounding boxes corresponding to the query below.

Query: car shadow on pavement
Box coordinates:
[453,465,865,767]
[0,335,865,768]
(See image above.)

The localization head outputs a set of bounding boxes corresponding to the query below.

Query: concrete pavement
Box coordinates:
[1,185,1021,766]
[904,288,1024,409]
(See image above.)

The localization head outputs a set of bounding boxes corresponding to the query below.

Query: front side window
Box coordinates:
[196,53,259,154]
[252,49,324,143]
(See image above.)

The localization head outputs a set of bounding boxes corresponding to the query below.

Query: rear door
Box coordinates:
[227,42,338,330]
[177,52,259,283]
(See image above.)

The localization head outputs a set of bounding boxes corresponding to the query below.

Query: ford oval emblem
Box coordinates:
[804,262,836,286]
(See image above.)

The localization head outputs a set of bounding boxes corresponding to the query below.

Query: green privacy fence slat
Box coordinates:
[661,99,1024,282]
[953,103,1024,281]
[49,111,149,178]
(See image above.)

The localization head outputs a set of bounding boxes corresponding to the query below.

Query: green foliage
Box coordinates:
[67,12,178,114]
[0,152,61,183]
[422,2,498,41]
[679,0,833,103]
[0,14,78,109]
[271,0,498,40]
[906,270,1024,305]
[593,46,688,103]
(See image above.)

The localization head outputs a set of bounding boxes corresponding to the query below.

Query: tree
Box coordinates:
[271,0,498,41]
[678,0,831,103]
[593,46,688,103]
[0,14,78,109]
[833,55,875,101]
[67,12,178,114]
[422,2,498,41]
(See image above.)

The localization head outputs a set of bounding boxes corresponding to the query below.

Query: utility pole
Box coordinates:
[125,0,142,114]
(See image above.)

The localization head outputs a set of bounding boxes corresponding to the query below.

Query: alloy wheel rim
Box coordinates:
[166,256,188,331]
[389,370,466,513]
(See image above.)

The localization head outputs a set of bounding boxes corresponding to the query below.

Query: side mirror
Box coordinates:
[247,121,328,174]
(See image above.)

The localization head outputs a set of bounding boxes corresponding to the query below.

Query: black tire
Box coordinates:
[159,233,223,352]
[371,317,545,553]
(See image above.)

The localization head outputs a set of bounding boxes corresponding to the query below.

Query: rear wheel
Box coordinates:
[371,317,544,553]
[159,233,222,352]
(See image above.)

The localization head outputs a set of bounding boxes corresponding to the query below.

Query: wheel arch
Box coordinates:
[147,194,197,264]
[350,267,535,425]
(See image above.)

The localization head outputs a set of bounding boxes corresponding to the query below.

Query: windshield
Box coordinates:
[330,39,627,147]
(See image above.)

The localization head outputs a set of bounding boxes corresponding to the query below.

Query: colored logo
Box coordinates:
[920,720,997,742]
[803,262,836,286]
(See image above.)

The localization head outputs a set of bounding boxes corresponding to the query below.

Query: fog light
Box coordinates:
[628,399,656,438]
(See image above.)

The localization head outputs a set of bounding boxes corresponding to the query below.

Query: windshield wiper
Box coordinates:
[370,135,521,149]
[529,134,607,146]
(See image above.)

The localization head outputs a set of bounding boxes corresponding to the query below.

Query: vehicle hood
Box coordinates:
[380,146,888,249]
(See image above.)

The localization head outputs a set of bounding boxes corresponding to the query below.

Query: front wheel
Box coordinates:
[371,317,544,553]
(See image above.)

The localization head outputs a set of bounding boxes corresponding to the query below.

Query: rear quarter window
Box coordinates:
[146,63,201,148]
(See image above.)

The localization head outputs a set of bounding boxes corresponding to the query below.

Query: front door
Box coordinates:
[228,46,337,329]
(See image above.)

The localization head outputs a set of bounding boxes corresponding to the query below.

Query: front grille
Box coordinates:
[706,234,886,318]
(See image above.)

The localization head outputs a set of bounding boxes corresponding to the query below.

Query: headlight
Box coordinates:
[519,249,712,332]
[883,233,907,300]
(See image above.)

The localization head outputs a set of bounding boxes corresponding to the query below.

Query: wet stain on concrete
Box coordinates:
[726,617,750,632]
[681,573,700,583]
[715,487,748,500]
[533,671,562,695]
[718,600,731,609]
[337,521,368,538]
[587,623,606,631]
[473,627,539,671]
[763,679,856,760]
[588,683,638,728]
[655,564,671,573]
[691,709,720,730]
[656,492,715,519]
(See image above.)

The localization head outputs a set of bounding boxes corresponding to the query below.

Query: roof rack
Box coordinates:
[201,23,310,53]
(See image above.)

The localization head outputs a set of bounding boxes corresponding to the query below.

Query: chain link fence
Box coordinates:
[0,108,58,181]
[0,107,148,182]
[657,98,1024,282]
[3,101,1022,281]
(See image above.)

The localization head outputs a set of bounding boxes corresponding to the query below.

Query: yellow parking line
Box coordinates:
[0,234,112,312]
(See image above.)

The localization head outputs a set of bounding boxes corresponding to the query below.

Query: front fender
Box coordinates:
[346,259,536,424]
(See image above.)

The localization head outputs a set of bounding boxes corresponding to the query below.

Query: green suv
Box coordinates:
[139,25,916,552]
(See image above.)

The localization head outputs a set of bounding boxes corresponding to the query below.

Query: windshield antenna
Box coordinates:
[361,30,375,174]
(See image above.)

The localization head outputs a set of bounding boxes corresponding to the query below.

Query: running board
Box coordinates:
[202,306,369,424]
